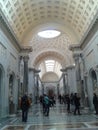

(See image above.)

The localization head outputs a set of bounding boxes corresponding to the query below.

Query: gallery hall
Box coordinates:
[0,0,98,129]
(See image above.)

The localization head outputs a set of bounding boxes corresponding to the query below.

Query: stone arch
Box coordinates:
[42,72,59,82]
[33,51,65,68]
[89,68,98,94]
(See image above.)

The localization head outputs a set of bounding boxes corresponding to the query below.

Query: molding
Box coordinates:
[65,65,75,70]
[80,11,98,49]
[69,12,98,51]
[0,9,21,51]
[29,68,40,73]
[20,46,33,52]
[69,44,81,51]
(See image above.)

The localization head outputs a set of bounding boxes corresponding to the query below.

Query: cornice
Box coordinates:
[69,44,81,51]
[29,68,40,73]
[69,11,98,51]
[65,65,75,70]
[79,10,98,49]
[20,46,33,52]
[0,9,21,51]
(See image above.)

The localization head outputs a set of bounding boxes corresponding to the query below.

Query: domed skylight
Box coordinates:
[38,30,61,38]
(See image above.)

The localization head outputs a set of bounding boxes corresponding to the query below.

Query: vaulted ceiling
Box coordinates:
[0,0,98,79]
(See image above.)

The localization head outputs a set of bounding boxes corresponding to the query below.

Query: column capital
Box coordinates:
[73,52,82,58]
[20,46,33,52]
[23,55,29,62]
[65,65,75,70]
[29,68,40,73]
[19,46,32,57]
[69,44,80,52]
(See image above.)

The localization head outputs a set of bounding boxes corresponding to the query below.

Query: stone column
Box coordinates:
[35,74,39,104]
[73,53,81,94]
[81,55,89,108]
[61,69,67,95]
[63,73,66,94]
[42,83,44,95]
[33,69,40,104]
[28,68,35,104]
[20,46,32,95]
[57,83,60,97]
[23,55,29,94]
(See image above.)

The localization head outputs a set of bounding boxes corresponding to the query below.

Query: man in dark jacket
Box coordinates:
[93,93,98,114]
[21,94,30,122]
[74,93,81,115]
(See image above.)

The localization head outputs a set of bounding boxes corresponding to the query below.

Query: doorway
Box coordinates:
[9,74,15,114]
[91,70,97,93]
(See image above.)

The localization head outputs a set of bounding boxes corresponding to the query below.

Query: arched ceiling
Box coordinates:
[32,51,65,78]
[42,72,59,82]
[0,0,98,80]
[28,33,74,67]
[0,0,98,43]
[33,51,66,68]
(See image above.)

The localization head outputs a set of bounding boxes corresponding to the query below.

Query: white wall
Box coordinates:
[82,30,98,109]
[0,28,19,117]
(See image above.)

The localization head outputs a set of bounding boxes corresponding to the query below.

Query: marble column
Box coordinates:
[81,55,89,108]
[33,69,40,104]
[42,83,44,95]
[35,74,39,104]
[73,54,81,94]
[57,83,60,97]
[61,69,67,95]
[23,55,29,94]
[63,73,66,94]
[28,68,35,104]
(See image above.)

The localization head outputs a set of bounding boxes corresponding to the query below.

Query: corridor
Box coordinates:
[0,102,98,130]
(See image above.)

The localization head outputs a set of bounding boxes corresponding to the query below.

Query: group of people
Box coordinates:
[20,92,81,122]
[58,93,81,115]
[40,94,56,116]
[20,92,98,122]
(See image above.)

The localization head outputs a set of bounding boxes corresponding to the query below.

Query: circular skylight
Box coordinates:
[38,30,61,38]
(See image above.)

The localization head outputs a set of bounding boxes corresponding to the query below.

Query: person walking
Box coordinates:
[43,94,50,116]
[73,93,81,115]
[66,94,71,113]
[21,93,30,122]
[93,93,98,115]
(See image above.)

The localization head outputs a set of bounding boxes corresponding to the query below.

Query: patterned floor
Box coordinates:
[1,102,98,130]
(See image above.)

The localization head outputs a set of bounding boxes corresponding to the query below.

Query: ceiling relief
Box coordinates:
[33,51,66,68]
[0,0,98,43]
[30,50,72,79]
[0,0,98,79]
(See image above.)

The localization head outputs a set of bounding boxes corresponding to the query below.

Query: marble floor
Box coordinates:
[0,102,98,130]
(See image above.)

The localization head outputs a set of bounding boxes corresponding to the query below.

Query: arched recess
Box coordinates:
[32,51,65,78]
[0,64,5,117]
[22,22,78,45]
[33,51,66,68]
[89,69,98,94]
[42,72,59,82]
[9,72,15,114]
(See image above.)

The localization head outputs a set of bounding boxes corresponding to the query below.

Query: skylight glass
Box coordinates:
[38,30,61,38]
[45,60,55,72]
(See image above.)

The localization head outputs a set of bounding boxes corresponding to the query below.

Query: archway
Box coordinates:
[90,69,98,94]
[9,73,15,114]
